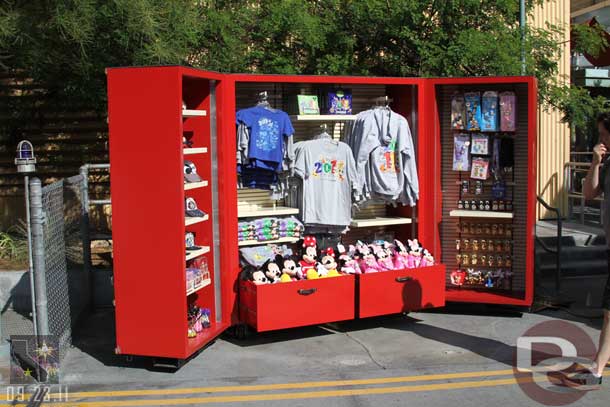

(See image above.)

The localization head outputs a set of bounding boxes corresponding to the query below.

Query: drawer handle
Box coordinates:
[395,276,414,283]
[298,288,317,296]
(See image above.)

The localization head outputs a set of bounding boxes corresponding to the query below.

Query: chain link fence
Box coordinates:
[1,175,90,362]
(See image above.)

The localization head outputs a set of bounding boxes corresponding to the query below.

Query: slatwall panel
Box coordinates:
[438,84,529,296]
[235,83,401,230]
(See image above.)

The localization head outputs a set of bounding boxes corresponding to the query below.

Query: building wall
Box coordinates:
[531,0,571,218]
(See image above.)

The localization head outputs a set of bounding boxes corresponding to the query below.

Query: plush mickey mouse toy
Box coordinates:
[261,257,282,284]
[241,265,269,285]
[278,254,302,282]
[299,236,319,280]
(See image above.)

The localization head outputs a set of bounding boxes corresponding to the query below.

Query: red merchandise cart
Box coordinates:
[107,67,536,360]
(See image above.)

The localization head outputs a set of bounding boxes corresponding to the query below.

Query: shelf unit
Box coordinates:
[185,214,209,226]
[187,278,212,296]
[182,109,207,117]
[435,78,536,307]
[186,246,211,261]
[291,114,357,121]
[184,147,208,155]
[449,210,513,219]
[238,206,300,218]
[238,237,301,247]
[108,67,226,360]
[350,217,412,227]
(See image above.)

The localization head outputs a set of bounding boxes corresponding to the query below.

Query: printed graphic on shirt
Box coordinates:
[256,117,280,152]
[311,157,346,181]
[378,139,399,173]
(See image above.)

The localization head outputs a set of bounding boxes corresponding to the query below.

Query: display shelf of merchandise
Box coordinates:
[291,114,357,121]
[184,147,208,155]
[453,180,515,187]
[238,206,300,218]
[182,109,207,117]
[184,181,208,191]
[238,237,301,247]
[350,217,412,227]
[185,214,209,226]
[186,278,212,296]
[186,321,230,356]
[449,210,513,219]
[186,246,210,261]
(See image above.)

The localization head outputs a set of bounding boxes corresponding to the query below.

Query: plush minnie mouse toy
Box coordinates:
[356,241,382,273]
[317,247,341,278]
[372,242,395,271]
[392,239,409,269]
[337,244,361,274]
[300,236,319,279]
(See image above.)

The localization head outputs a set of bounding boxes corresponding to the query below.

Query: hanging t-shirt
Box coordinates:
[294,139,358,227]
[236,106,295,165]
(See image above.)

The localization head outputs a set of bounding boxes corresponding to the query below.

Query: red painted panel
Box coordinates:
[239,276,356,332]
[358,265,446,318]
[108,67,187,358]
[445,288,529,306]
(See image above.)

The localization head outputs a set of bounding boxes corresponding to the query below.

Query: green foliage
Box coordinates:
[0,222,28,263]
[1,0,608,129]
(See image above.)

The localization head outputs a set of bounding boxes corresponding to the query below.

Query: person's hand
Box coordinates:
[593,143,607,165]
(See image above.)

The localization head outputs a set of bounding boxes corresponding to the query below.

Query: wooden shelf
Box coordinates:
[184,147,208,155]
[182,109,207,117]
[184,181,208,191]
[350,217,412,227]
[185,214,209,226]
[291,114,357,121]
[238,237,301,247]
[186,246,210,261]
[238,206,299,218]
[449,210,513,219]
[186,278,211,296]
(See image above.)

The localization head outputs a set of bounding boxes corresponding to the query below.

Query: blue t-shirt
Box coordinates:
[236,106,294,165]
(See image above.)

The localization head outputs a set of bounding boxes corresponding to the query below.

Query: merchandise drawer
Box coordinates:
[358,264,446,318]
[239,275,356,332]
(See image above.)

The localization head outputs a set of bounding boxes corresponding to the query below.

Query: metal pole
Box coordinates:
[24,175,38,338]
[29,178,49,336]
[79,165,93,309]
[520,0,526,75]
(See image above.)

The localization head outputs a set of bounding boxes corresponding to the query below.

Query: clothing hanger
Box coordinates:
[315,123,338,144]
[373,96,393,109]
[256,91,276,111]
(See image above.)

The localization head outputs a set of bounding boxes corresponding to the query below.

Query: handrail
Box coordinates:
[536,195,562,293]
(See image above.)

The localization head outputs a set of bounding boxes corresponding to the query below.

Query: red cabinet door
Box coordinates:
[358,264,446,318]
[240,275,356,332]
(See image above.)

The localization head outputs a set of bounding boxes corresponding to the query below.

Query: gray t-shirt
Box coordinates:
[600,159,610,247]
[294,139,358,226]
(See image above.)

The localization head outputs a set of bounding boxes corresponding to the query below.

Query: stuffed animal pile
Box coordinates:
[238,216,304,243]
[241,236,436,285]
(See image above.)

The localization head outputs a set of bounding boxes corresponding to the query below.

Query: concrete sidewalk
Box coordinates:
[31,305,608,406]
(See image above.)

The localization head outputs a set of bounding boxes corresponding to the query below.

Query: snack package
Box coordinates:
[465,92,482,131]
[481,91,499,132]
[471,157,490,180]
[453,135,471,171]
[451,93,466,130]
[470,134,489,155]
[499,91,516,131]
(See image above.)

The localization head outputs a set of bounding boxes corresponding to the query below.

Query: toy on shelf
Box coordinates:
[464,92,482,131]
[261,258,282,283]
[300,236,319,279]
[278,255,301,282]
[337,244,362,275]
[481,91,499,132]
[451,93,466,130]
[317,248,341,278]
[499,91,516,131]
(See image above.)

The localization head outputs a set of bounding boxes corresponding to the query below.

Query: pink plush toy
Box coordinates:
[392,239,409,269]
[372,244,394,271]
[337,244,362,274]
[356,241,382,273]
[420,249,435,267]
[409,239,423,268]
